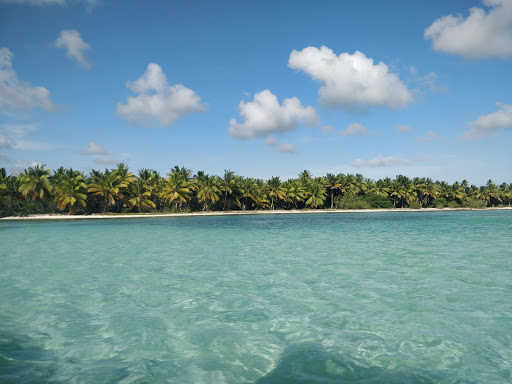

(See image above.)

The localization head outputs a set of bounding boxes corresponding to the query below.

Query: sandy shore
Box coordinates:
[1,207,510,221]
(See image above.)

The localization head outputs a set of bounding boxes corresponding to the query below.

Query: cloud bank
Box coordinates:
[0,48,58,112]
[425,0,512,59]
[228,90,318,139]
[288,46,413,110]
[460,102,512,140]
[55,30,91,68]
[117,63,206,127]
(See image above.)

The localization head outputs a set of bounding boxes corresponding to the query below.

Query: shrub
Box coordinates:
[447,201,460,208]
[432,198,447,208]
[408,201,422,209]
[364,194,393,208]
[335,195,371,210]
[462,198,487,209]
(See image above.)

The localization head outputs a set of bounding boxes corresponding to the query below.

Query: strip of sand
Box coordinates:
[1,207,510,221]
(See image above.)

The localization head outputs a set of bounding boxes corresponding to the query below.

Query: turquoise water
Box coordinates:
[1,210,511,383]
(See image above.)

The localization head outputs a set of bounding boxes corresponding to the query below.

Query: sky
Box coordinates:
[0,0,511,186]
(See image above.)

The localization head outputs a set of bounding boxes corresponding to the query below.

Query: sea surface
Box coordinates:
[1,210,511,383]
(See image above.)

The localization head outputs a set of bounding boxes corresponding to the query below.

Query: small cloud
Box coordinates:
[425,0,512,59]
[322,125,335,134]
[264,136,279,146]
[276,143,297,154]
[396,125,412,133]
[339,122,374,136]
[0,48,58,112]
[228,89,318,139]
[288,46,413,110]
[460,102,512,140]
[351,155,414,168]
[14,139,57,150]
[55,30,91,69]
[81,141,108,155]
[94,155,117,165]
[0,132,15,149]
[10,160,41,174]
[117,63,206,127]
[2,123,39,137]
[417,130,437,143]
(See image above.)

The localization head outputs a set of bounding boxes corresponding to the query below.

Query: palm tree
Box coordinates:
[54,172,87,214]
[196,174,221,211]
[128,179,156,212]
[220,170,236,210]
[323,173,341,209]
[305,180,326,208]
[19,164,53,206]
[160,168,194,211]
[265,176,287,210]
[87,170,122,212]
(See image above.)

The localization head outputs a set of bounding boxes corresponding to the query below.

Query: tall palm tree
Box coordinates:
[220,169,236,210]
[19,164,53,204]
[87,170,122,212]
[128,179,156,213]
[54,172,87,214]
[160,168,194,211]
[196,174,221,211]
[265,176,287,210]
[323,173,341,209]
[305,180,326,208]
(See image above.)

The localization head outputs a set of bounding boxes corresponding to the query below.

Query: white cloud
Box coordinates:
[3,123,39,136]
[14,140,57,150]
[117,63,206,127]
[228,89,318,139]
[10,160,41,174]
[425,0,512,59]
[288,46,413,110]
[81,141,108,155]
[94,155,117,165]
[0,132,15,149]
[0,48,58,112]
[351,155,414,168]
[460,102,512,140]
[396,125,412,133]
[55,30,91,69]
[1,123,55,150]
[339,122,373,136]
[417,130,437,143]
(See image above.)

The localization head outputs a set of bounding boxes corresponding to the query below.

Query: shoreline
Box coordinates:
[1,206,511,221]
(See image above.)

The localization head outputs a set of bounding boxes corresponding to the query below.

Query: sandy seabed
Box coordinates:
[1,207,511,221]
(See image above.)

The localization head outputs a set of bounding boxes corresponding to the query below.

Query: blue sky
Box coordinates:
[0,0,511,185]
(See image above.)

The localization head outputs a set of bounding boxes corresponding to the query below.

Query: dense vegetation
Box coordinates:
[0,164,510,217]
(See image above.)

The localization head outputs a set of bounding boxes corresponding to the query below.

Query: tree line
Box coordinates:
[0,164,510,217]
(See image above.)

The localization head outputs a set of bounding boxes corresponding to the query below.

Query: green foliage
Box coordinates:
[363,193,393,208]
[447,201,460,208]
[462,198,487,208]
[408,201,422,209]
[432,198,447,208]
[334,194,371,210]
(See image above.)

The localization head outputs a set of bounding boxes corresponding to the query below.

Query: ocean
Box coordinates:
[1,210,511,383]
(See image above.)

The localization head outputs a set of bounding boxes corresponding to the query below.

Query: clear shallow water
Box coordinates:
[1,211,511,383]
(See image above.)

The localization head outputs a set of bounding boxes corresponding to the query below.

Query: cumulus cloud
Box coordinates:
[0,132,15,149]
[117,63,206,127]
[425,0,512,59]
[81,141,108,155]
[351,155,414,168]
[55,30,91,68]
[396,125,412,133]
[228,90,318,139]
[339,122,374,136]
[288,46,413,110]
[460,102,512,140]
[0,48,58,112]
[417,130,437,143]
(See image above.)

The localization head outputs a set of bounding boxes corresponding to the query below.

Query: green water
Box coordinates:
[1,210,511,383]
